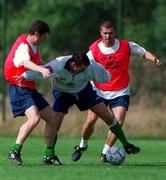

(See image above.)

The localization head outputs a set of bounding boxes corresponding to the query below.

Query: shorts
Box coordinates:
[102,95,130,111]
[9,85,49,118]
[52,83,103,114]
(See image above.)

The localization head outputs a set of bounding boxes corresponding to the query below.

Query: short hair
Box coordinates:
[28,20,50,36]
[100,20,115,30]
[71,51,90,66]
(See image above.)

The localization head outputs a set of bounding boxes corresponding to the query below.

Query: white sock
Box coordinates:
[79,138,88,148]
[102,144,110,154]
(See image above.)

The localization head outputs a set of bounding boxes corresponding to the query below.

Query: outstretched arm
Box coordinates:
[21,59,58,80]
[13,71,44,86]
[23,60,52,78]
[143,51,161,66]
[129,42,161,66]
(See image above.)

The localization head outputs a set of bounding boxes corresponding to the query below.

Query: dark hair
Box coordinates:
[71,51,90,66]
[28,20,50,36]
[100,20,115,30]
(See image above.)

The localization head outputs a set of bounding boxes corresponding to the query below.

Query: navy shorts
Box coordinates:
[52,83,103,114]
[102,95,130,111]
[9,85,49,118]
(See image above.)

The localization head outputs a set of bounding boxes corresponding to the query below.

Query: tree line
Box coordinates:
[0,0,165,103]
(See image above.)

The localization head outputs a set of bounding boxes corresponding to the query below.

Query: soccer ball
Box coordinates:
[106,146,126,166]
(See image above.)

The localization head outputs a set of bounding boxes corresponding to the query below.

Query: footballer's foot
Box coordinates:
[8,150,23,165]
[42,155,63,165]
[72,145,87,161]
[124,143,140,154]
[100,153,108,163]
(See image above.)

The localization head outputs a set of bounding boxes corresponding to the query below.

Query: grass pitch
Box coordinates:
[0,137,166,180]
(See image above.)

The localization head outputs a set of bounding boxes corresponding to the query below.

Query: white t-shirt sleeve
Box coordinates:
[86,50,95,61]
[88,60,111,83]
[13,43,30,67]
[129,42,146,58]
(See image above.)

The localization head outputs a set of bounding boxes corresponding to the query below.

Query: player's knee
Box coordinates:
[116,117,124,125]
[85,118,96,127]
[86,114,98,125]
[90,119,96,127]
[107,117,118,128]
[29,115,41,127]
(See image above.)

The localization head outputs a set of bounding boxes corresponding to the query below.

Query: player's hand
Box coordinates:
[41,67,52,78]
[154,57,161,66]
[14,75,25,86]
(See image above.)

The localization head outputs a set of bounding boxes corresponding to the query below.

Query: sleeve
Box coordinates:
[88,60,111,83]
[22,71,44,80]
[22,59,60,80]
[129,42,146,57]
[86,50,95,61]
[13,43,30,67]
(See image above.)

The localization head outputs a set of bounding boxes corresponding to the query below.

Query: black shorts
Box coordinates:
[52,83,103,114]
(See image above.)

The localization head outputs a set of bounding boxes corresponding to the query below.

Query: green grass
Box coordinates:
[0,137,166,180]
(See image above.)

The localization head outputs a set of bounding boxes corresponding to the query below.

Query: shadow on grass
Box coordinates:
[3,160,166,168]
[124,162,166,167]
[67,161,166,167]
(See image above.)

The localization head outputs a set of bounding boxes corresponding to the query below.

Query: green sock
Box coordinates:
[12,144,23,153]
[44,146,55,157]
[109,122,128,147]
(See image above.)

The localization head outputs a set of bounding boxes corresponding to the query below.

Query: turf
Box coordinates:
[0,137,166,180]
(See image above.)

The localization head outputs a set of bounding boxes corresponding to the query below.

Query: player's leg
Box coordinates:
[72,110,99,161]
[17,106,41,143]
[43,89,73,165]
[101,95,129,162]
[81,110,99,148]
[72,83,102,161]
[101,106,126,162]
[8,85,44,165]
[106,107,126,146]
[90,102,140,155]
[41,106,64,165]
[9,105,41,165]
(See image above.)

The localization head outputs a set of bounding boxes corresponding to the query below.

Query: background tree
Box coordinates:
[0,0,165,102]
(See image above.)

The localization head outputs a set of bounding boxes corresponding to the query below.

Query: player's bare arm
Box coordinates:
[143,51,161,66]
[23,60,52,78]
